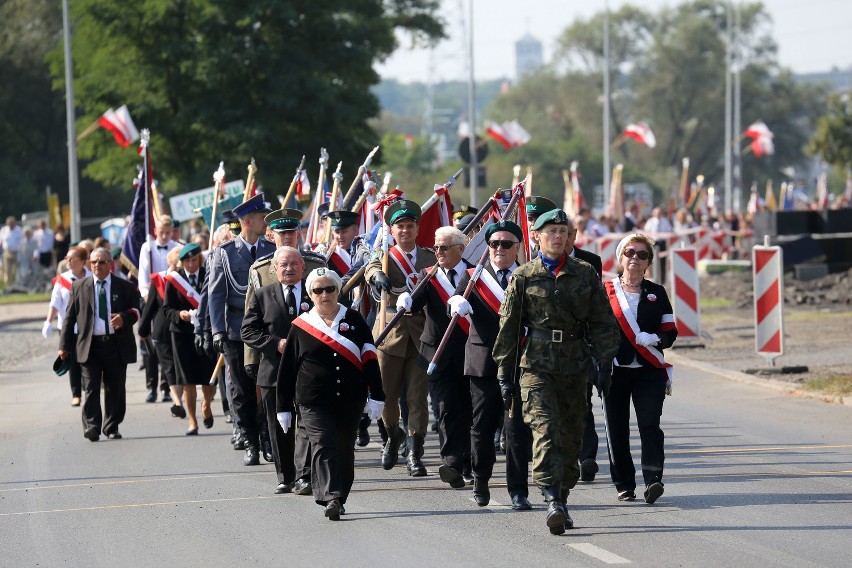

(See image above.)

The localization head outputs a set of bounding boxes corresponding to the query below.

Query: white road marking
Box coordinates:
[567,543,630,564]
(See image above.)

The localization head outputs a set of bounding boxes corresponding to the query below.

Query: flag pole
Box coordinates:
[602,0,611,211]
[62,0,81,242]
[75,119,101,142]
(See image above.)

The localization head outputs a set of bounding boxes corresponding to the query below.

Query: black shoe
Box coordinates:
[145,390,156,403]
[203,416,214,429]
[185,428,198,436]
[377,418,388,445]
[580,458,598,482]
[563,508,575,530]
[356,415,370,447]
[243,445,260,466]
[644,482,664,504]
[400,437,410,459]
[324,500,341,521]
[106,431,122,440]
[233,431,246,450]
[275,482,293,495]
[84,428,100,442]
[161,392,172,403]
[405,435,427,477]
[473,478,490,506]
[170,404,185,418]
[438,465,465,489]
[260,439,274,463]
[381,427,405,470]
[617,489,637,501]
[293,478,313,496]
[546,501,567,535]
[511,494,532,510]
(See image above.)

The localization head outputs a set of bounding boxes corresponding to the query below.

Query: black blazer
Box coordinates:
[411,260,474,375]
[138,286,169,343]
[454,264,507,378]
[241,282,312,387]
[612,278,678,367]
[162,268,206,335]
[573,247,603,280]
[61,274,141,364]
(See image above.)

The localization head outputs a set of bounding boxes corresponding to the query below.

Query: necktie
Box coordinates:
[189,274,197,289]
[286,285,297,318]
[98,280,109,332]
[448,268,456,288]
[250,245,257,261]
[499,270,509,290]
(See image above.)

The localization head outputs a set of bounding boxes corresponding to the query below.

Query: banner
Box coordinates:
[168,180,245,222]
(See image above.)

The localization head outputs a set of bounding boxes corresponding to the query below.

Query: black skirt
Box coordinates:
[172,332,214,385]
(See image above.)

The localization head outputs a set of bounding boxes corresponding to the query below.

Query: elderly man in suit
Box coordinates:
[58,247,141,441]
[241,246,312,495]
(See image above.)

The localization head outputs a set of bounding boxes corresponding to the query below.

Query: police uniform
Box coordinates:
[364,200,436,470]
[207,193,275,464]
[492,208,620,534]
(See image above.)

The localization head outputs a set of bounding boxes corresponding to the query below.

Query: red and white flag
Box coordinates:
[623,122,656,148]
[415,184,454,250]
[296,169,311,200]
[745,121,773,139]
[751,136,775,158]
[97,105,139,148]
[485,120,531,149]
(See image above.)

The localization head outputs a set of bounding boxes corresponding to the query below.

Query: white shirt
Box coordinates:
[92,276,113,336]
[138,239,179,297]
[281,282,303,315]
[444,260,467,287]
[0,225,23,252]
[33,228,54,254]
[396,245,417,264]
[49,268,92,331]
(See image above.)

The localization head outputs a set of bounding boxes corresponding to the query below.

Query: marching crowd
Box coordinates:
[39,192,678,535]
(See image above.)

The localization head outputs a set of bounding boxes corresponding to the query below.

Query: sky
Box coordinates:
[376,0,852,83]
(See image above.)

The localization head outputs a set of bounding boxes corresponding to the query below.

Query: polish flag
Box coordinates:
[486,120,531,149]
[486,122,512,150]
[751,135,775,158]
[745,121,773,139]
[97,105,139,147]
[415,184,454,250]
[296,169,311,200]
[623,122,656,148]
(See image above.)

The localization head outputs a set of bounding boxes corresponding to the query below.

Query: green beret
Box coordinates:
[328,210,359,229]
[179,242,202,260]
[53,355,70,377]
[484,220,523,243]
[384,199,421,226]
[532,208,569,231]
[269,216,300,232]
[526,196,558,218]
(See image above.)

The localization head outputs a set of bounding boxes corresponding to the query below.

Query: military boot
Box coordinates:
[560,487,574,529]
[377,418,389,446]
[243,443,260,466]
[259,424,274,463]
[406,435,427,477]
[356,414,371,447]
[381,426,405,470]
[542,486,567,535]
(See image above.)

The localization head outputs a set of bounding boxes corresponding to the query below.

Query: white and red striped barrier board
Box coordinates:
[672,247,700,340]
[753,242,784,361]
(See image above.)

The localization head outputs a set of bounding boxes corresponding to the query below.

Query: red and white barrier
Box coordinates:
[753,240,784,363]
[671,246,700,340]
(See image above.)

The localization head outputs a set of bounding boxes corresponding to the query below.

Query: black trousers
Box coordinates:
[152,339,177,387]
[604,365,667,491]
[503,385,533,498]
[81,337,127,435]
[579,380,599,462]
[429,371,472,473]
[222,338,260,444]
[299,402,362,505]
[469,376,502,481]
[295,411,312,481]
[66,348,82,398]
[260,386,295,484]
[143,337,168,393]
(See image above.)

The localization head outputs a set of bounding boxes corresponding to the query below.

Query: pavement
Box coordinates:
[0,300,44,325]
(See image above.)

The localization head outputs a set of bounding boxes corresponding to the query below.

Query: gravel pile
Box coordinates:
[701,267,852,309]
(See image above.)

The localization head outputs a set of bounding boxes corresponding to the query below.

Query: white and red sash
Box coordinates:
[388,245,418,286]
[327,246,351,276]
[150,271,167,300]
[431,268,470,334]
[292,305,376,371]
[605,277,673,382]
[467,266,508,315]
[164,271,202,309]
[54,271,74,291]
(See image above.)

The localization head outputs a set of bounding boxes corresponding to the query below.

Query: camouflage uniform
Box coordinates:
[492,255,619,497]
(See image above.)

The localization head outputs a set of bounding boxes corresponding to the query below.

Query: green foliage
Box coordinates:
[46,0,443,202]
[808,92,852,168]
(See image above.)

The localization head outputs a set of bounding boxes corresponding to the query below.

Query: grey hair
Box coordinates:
[91,247,112,261]
[435,226,464,246]
[305,267,343,293]
[273,246,302,265]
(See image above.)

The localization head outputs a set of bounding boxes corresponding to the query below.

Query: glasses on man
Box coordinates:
[487,239,518,250]
[432,244,461,253]
[311,286,338,295]
[623,248,650,260]
[90,260,110,266]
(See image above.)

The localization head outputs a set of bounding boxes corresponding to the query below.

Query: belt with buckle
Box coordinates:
[527,327,581,343]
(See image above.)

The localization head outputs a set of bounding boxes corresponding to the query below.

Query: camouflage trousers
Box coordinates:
[520,370,588,493]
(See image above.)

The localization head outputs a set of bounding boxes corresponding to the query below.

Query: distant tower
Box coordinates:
[515,33,543,79]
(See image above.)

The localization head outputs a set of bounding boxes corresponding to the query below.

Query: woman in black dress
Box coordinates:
[162,243,215,435]
[603,234,677,504]
[277,267,385,520]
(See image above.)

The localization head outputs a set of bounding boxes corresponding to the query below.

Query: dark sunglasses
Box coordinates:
[487,239,518,250]
[90,260,110,266]
[432,244,461,253]
[623,248,650,260]
[311,285,338,295]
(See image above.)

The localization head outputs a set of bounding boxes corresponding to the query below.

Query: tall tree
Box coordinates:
[49,0,443,200]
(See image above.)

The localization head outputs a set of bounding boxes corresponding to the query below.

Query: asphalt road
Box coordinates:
[1,333,851,567]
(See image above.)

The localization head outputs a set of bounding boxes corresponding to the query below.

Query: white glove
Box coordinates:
[276,412,293,433]
[42,320,53,339]
[447,295,473,317]
[635,332,660,347]
[396,292,413,313]
[367,399,385,420]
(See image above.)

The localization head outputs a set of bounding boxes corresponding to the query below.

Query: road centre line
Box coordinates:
[567,543,630,564]
[668,444,852,455]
